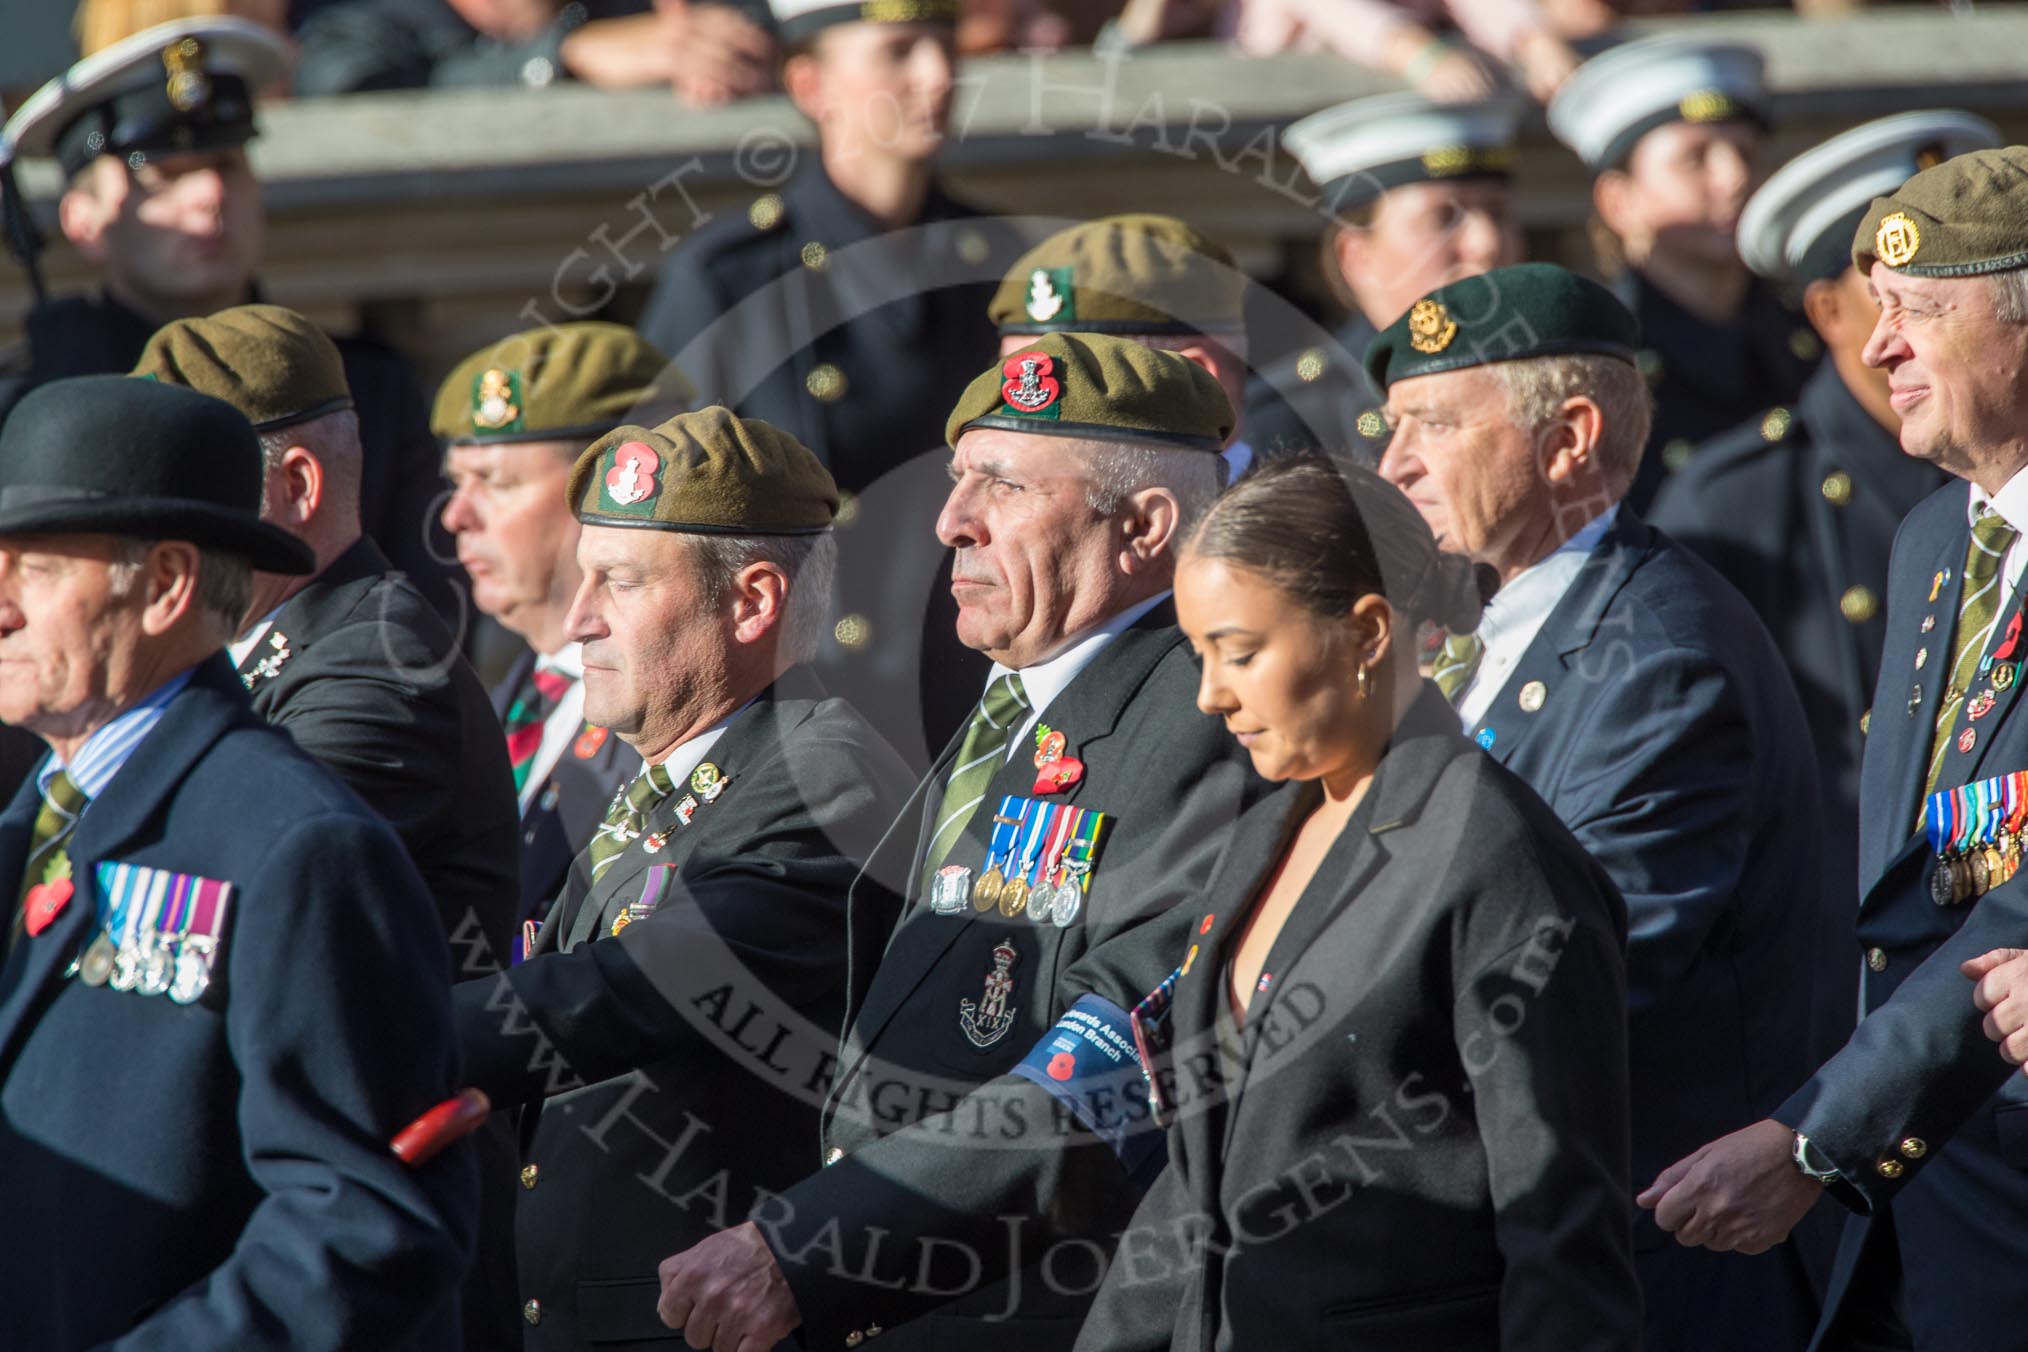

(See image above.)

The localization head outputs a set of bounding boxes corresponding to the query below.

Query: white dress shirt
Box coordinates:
[1965,466,2028,607]
[1454,509,1616,729]
[988,592,1171,761]
[518,645,590,814]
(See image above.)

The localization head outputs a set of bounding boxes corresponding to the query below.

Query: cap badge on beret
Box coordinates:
[603,441,661,508]
[999,352,1063,419]
[163,37,211,113]
[1678,89,1741,124]
[1025,268,1071,324]
[472,369,524,432]
[1877,212,1922,268]
[1408,300,1458,355]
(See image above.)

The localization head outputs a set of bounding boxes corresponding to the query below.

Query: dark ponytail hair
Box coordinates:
[1184,454,1494,634]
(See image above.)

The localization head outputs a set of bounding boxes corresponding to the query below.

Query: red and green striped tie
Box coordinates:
[505,666,573,793]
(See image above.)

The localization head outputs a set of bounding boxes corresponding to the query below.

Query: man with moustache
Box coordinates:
[436,322,693,948]
[1373,263,1826,1351]
[452,407,914,1349]
[1642,146,2028,1352]
[1246,93,1522,463]
[1651,113,1996,1057]
[652,335,1266,1352]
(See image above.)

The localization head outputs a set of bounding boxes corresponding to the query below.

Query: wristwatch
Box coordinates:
[1792,1131,1840,1185]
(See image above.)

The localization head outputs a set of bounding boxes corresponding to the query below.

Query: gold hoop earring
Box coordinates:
[1355,664,1371,699]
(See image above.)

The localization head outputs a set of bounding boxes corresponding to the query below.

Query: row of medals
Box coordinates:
[938,861,1087,927]
[75,928,215,1003]
[1932,833,2021,905]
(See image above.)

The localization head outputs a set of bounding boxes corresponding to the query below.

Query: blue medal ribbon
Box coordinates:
[982,794,1026,876]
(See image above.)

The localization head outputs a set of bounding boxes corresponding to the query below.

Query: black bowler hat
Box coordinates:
[0,375,314,574]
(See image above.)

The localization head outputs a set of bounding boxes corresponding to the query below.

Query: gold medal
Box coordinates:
[973,868,1004,912]
[998,877,1029,919]
[1971,849,1991,896]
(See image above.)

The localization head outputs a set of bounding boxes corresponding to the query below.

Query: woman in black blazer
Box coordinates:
[1074,457,1642,1352]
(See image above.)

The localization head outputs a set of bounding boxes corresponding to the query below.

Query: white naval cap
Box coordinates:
[2,17,289,175]
[1547,34,1768,172]
[769,0,957,44]
[1286,92,1521,213]
[1737,109,2003,285]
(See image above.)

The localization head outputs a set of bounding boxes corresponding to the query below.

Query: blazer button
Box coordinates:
[1866,948,1888,972]
[846,1332,864,1348]
[825,1146,845,1166]
[1840,586,1879,624]
[868,1325,884,1338]
[1876,1158,1906,1180]
[524,1299,543,1325]
[1900,1137,1928,1160]
[521,1164,540,1189]
[1821,470,1854,507]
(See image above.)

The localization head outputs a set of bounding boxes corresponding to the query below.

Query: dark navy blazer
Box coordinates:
[0,655,476,1350]
[1776,479,2028,1349]
[1463,506,1829,1352]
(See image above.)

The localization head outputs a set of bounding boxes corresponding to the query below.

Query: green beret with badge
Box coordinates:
[132,303,353,432]
[1365,263,1641,390]
[946,332,1234,453]
[567,406,838,535]
[1853,145,2028,278]
[987,214,1246,338]
[433,322,694,447]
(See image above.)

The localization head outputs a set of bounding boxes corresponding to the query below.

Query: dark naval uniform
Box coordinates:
[638,166,1026,762]
[1621,269,1819,515]
[455,675,913,1348]
[1,292,460,616]
[491,648,640,936]
[1242,314,1391,465]
[0,657,477,1350]
[757,606,1267,1351]
[1652,362,1947,1051]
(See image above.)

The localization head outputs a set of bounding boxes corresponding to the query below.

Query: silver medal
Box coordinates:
[1051,882,1083,927]
[930,865,971,915]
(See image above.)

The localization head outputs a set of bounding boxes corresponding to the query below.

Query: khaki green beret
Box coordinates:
[433,322,695,446]
[946,332,1233,453]
[131,303,353,433]
[1853,145,2028,278]
[987,215,1246,338]
[568,406,837,535]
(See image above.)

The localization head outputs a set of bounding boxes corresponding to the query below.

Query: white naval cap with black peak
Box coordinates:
[1547,34,1768,172]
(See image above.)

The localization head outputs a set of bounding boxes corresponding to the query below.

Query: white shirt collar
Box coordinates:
[1477,508,1616,647]
[650,697,754,793]
[988,591,1169,722]
[1967,466,2028,535]
[539,643,585,679]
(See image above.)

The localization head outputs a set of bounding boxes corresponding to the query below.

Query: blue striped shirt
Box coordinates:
[37,669,194,803]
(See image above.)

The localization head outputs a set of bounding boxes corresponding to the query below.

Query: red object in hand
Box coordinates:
[1033,756,1084,795]
[24,878,73,936]
[390,1088,492,1167]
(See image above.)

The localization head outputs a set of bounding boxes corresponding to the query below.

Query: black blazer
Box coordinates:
[1075,687,1641,1352]
[454,672,914,1349]
[240,536,522,973]
[490,647,640,931]
[0,656,474,1349]
[758,605,1271,1352]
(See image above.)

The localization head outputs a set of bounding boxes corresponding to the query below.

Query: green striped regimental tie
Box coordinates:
[588,762,677,880]
[1433,632,1486,705]
[920,673,1030,895]
[1924,507,2020,799]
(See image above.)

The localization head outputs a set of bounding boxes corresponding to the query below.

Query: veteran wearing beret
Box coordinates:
[1652,113,1997,1068]
[451,406,914,1350]
[1646,145,2028,1352]
[0,375,475,1349]
[0,18,458,615]
[134,301,526,1350]
[1247,93,1523,464]
[437,323,695,945]
[1548,35,1817,513]
[1372,263,1827,1351]
[655,334,1267,1351]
